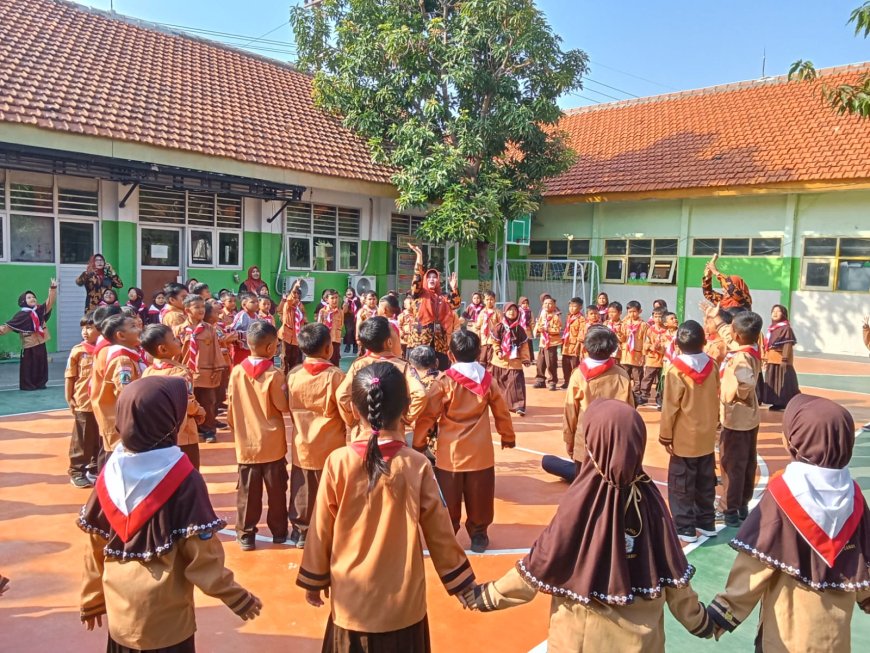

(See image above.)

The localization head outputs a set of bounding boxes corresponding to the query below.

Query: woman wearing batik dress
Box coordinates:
[76,253,123,314]
[0,281,57,390]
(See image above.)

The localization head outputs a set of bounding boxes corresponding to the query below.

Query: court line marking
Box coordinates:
[0,382,65,392]
[800,385,870,397]
[0,407,67,418]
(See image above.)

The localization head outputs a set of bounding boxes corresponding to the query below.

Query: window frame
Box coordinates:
[602,256,627,283]
[800,257,835,291]
[800,236,870,292]
[647,257,678,284]
[285,201,362,273]
[690,236,783,258]
[602,237,678,285]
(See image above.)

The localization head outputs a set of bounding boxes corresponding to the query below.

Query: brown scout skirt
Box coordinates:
[321,615,431,653]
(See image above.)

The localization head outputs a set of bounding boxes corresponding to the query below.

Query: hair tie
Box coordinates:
[370,377,381,385]
[371,429,380,436]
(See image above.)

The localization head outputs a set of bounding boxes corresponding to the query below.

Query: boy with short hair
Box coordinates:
[91,314,145,461]
[161,283,188,330]
[658,320,720,543]
[703,304,763,527]
[317,291,343,366]
[257,295,275,326]
[474,290,501,366]
[285,323,346,548]
[191,282,211,300]
[604,301,625,361]
[220,292,238,326]
[640,309,667,407]
[408,345,441,389]
[621,300,648,401]
[563,326,634,472]
[140,324,207,469]
[533,296,563,390]
[377,293,404,358]
[413,328,516,553]
[227,321,290,550]
[278,280,306,374]
[65,313,101,487]
[180,295,227,444]
[560,297,585,389]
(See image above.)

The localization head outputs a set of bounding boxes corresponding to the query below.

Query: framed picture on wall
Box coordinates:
[648,257,677,284]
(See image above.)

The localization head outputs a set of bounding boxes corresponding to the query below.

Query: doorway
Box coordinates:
[57,220,97,350]
[140,227,182,300]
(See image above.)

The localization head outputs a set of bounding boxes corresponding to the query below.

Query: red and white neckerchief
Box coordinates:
[519,306,532,330]
[79,341,97,356]
[445,361,492,397]
[480,308,496,338]
[500,318,521,358]
[184,323,206,372]
[241,357,273,379]
[624,320,643,352]
[96,444,194,543]
[388,318,401,337]
[764,320,790,349]
[150,359,176,371]
[20,307,45,337]
[770,463,864,567]
[303,359,333,375]
[293,304,305,335]
[539,310,553,347]
[597,307,609,321]
[719,345,761,377]
[320,307,336,328]
[106,345,146,373]
[669,352,715,384]
[466,303,483,322]
[349,437,405,461]
[562,313,582,341]
[605,319,621,334]
[578,357,615,381]
[259,312,275,326]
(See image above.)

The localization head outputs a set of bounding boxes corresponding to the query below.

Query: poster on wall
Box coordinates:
[151,244,169,259]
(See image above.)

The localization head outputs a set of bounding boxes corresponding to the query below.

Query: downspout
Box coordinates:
[359,197,374,275]
[274,201,285,293]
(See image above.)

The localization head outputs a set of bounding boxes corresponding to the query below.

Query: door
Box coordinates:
[140,227,182,300]
[58,220,97,350]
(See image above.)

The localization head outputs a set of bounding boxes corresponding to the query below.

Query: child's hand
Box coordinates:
[662,442,674,456]
[68,400,77,415]
[239,595,263,621]
[306,588,328,607]
[565,443,573,457]
[456,584,478,609]
[82,614,103,630]
[699,300,718,320]
[522,360,532,367]
[501,439,516,450]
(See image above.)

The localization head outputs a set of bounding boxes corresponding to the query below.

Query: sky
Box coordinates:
[71,0,869,108]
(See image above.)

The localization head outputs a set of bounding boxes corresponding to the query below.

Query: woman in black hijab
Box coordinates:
[708,394,870,650]
[0,281,57,390]
[469,399,713,651]
[77,376,261,652]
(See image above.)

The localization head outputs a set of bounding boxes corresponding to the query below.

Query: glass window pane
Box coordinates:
[804,260,832,288]
[604,258,624,281]
[312,205,337,236]
[751,238,782,257]
[426,246,446,274]
[58,187,99,217]
[141,228,180,267]
[390,214,409,239]
[190,229,214,265]
[627,257,651,281]
[838,238,870,258]
[654,238,678,255]
[547,261,567,280]
[836,259,870,291]
[139,187,185,224]
[287,237,311,269]
[527,261,545,279]
[218,232,240,267]
[721,238,750,256]
[337,207,361,238]
[628,239,652,255]
[605,239,627,255]
[286,202,312,234]
[11,214,54,262]
[803,237,836,257]
[187,193,215,227]
[569,239,590,256]
[216,196,242,229]
[59,222,94,264]
[549,239,568,256]
[529,240,548,256]
[10,183,53,213]
[339,241,359,270]
[313,236,336,271]
[692,238,719,256]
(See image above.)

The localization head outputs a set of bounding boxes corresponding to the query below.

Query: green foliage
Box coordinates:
[788,2,870,117]
[290,0,588,252]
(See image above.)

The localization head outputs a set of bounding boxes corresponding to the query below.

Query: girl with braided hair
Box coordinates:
[297,362,476,652]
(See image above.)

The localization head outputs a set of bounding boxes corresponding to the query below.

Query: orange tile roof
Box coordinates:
[547,63,870,197]
[0,0,393,185]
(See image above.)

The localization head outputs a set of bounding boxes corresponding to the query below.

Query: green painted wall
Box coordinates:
[100,221,137,291]
[0,265,59,356]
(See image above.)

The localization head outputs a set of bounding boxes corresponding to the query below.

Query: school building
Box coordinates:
[0,0,868,357]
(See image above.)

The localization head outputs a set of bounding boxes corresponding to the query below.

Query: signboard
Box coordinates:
[396,234,419,293]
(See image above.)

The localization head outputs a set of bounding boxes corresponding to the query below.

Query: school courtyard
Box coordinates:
[1,351,868,652]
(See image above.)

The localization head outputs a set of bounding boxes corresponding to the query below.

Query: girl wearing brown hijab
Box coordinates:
[469,399,713,652]
[0,282,58,390]
[78,376,261,652]
[708,394,870,651]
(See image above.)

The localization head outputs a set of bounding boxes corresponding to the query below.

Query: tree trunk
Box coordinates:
[476,240,491,281]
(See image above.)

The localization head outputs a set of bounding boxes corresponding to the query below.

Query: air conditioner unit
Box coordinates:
[283,276,315,302]
[349,275,377,296]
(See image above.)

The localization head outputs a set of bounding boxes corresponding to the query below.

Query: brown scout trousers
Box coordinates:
[535,346,559,386]
[282,343,302,375]
[718,426,759,516]
[193,386,218,431]
[69,410,101,479]
[289,465,322,533]
[236,459,289,538]
[561,354,578,387]
[435,466,495,538]
[640,366,663,404]
[667,453,716,530]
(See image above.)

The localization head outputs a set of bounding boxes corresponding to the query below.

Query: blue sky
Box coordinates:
[72,0,869,108]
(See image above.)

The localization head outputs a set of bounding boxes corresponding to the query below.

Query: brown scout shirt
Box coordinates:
[715,319,761,431]
[658,358,720,458]
[92,347,144,450]
[161,306,187,331]
[560,313,586,358]
[296,428,475,633]
[177,321,226,389]
[66,343,96,413]
[318,307,344,343]
[226,359,290,465]
[142,360,205,447]
[413,367,516,472]
[535,311,563,348]
[286,359,346,470]
[278,298,306,346]
[644,327,668,368]
[620,319,649,367]
[563,361,634,463]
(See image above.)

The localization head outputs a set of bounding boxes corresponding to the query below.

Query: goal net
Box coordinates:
[494,259,599,311]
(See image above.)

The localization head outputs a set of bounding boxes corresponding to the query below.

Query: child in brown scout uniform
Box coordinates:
[354,291,377,355]
[707,395,870,650]
[413,328,516,553]
[702,303,763,528]
[285,323,347,549]
[65,313,101,488]
[576,305,601,358]
[318,290,344,367]
[640,308,667,407]
[227,321,290,550]
[205,300,236,415]
[178,295,227,444]
[563,327,634,474]
[533,296,563,390]
[621,300,648,403]
[92,314,145,465]
[702,314,727,365]
[559,297,585,389]
[140,324,207,469]
[659,320,720,544]
[279,280,306,374]
[79,377,261,651]
[604,301,625,361]
[160,283,188,331]
[298,362,477,651]
[474,289,501,366]
[488,302,531,416]
[470,400,714,651]
[377,293,404,358]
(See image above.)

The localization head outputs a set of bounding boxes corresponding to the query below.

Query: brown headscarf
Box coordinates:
[732,395,870,589]
[517,399,693,604]
[717,274,752,309]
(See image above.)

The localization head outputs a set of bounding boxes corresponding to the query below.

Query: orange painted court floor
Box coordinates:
[1,354,869,652]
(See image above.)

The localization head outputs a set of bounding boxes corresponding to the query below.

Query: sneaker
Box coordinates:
[516,409,525,417]
[738,506,749,521]
[697,524,718,537]
[214,421,228,430]
[470,534,489,553]
[295,531,307,549]
[237,534,256,551]
[70,476,93,489]
[199,431,217,444]
[532,381,546,389]
[548,384,558,391]
[677,528,698,543]
[272,534,288,544]
[655,404,662,412]
[288,528,302,546]
[862,422,870,431]
[724,513,741,528]
[559,383,569,390]
[85,471,98,485]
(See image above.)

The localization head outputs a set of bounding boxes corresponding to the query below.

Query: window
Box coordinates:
[59,222,96,265]
[139,186,243,268]
[141,228,181,267]
[691,237,782,257]
[527,238,591,280]
[285,201,361,272]
[603,238,678,284]
[390,213,428,275]
[11,214,54,262]
[802,237,870,292]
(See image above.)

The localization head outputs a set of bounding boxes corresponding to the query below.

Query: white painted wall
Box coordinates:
[683,286,780,335]
[791,290,870,356]
[597,200,682,237]
[688,195,788,236]
[599,284,678,315]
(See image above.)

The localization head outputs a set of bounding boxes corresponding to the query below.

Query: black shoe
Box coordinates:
[738,506,749,521]
[199,431,217,444]
[70,476,93,489]
[470,534,489,553]
[548,384,558,391]
[516,409,525,417]
[768,405,785,412]
[288,527,302,546]
[296,531,307,549]
[559,383,569,390]
[532,381,546,389]
[724,513,741,528]
[214,421,228,430]
[677,527,698,543]
[237,534,256,551]
[655,404,662,412]
[272,534,288,544]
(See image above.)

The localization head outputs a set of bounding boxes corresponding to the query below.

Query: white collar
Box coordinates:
[451,361,486,384]
[582,357,609,369]
[675,352,711,373]
[781,461,854,539]
[103,444,184,516]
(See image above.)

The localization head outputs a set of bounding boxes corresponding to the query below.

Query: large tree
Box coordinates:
[290,0,588,278]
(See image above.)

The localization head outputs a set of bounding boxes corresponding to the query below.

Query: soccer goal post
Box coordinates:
[495,259,599,311]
